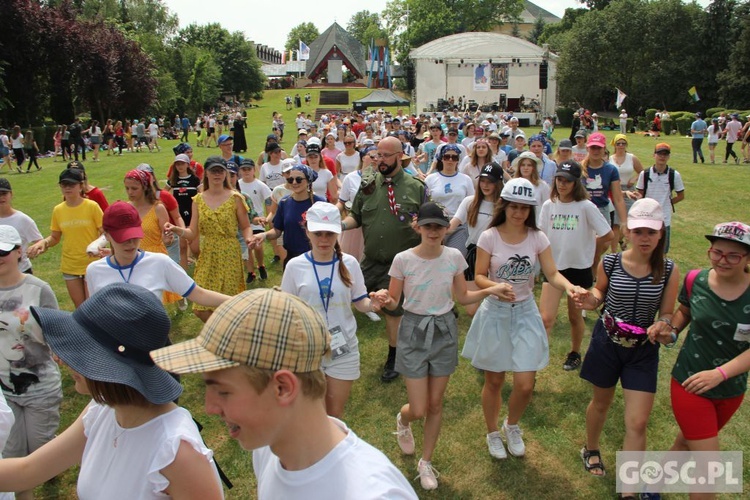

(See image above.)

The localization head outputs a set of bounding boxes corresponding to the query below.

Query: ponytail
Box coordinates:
[334,241,352,288]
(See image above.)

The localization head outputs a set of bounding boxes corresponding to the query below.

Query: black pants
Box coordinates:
[72,137,86,160]
[725,141,737,161]
[25,149,40,170]
[181,128,189,142]
[691,138,704,163]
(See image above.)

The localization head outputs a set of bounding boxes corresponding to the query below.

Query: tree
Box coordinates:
[538,7,588,53]
[285,22,319,53]
[525,17,545,45]
[718,2,750,107]
[577,0,612,9]
[347,10,388,47]
[698,0,739,107]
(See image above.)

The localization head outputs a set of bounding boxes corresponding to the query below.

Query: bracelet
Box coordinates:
[716,366,728,381]
[657,317,673,327]
[665,331,678,348]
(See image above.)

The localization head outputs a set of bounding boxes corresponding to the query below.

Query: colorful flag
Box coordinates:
[688,86,700,102]
[615,88,627,108]
[281,51,286,64]
[299,41,310,61]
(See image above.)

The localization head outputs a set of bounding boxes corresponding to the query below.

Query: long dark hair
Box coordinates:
[488,199,538,230]
[467,179,502,227]
[550,177,589,202]
[168,162,195,187]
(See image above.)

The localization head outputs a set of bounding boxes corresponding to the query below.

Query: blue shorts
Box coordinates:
[579,320,660,393]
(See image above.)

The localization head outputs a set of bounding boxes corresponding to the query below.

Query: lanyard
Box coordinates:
[310,252,336,318]
[110,250,143,284]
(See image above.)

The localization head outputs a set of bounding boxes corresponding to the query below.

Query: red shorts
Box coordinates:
[670,378,744,440]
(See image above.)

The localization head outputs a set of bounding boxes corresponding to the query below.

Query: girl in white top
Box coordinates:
[337,147,376,262]
[448,162,504,316]
[512,151,551,211]
[538,160,613,371]
[459,139,495,189]
[609,134,644,252]
[707,118,721,163]
[462,178,585,460]
[424,145,475,217]
[281,202,380,418]
[335,135,360,178]
[378,202,511,491]
[303,144,338,204]
[0,283,223,500]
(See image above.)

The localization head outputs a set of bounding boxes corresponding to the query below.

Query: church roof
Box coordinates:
[518,1,560,24]
[306,22,366,78]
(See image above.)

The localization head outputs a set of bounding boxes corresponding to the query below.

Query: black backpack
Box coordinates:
[642,166,676,211]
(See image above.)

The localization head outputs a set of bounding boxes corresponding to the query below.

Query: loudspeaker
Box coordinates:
[539,62,548,90]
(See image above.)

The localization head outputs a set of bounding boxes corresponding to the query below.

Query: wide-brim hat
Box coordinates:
[31,283,182,405]
[511,151,542,171]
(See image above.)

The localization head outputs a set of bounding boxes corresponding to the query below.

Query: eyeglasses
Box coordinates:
[442,155,459,161]
[707,248,749,265]
[0,247,17,257]
[376,152,400,159]
[615,142,627,147]
[287,177,306,184]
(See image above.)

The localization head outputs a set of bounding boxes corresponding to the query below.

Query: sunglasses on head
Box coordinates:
[287,176,306,184]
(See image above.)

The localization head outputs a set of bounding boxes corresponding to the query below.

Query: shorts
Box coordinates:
[579,320,659,392]
[63,273,85,280]
[209,127,215,135]
[0,147,8,157]
[462,296,549,373]
[166,234,180,264]
[89,136,101,145]
[670,378,744,440]
[5,388,63,457]
[321,347,361,381]
[361,257,403,316]
[559,267,594,288]
[396,311,458,378]
[612,190,636,225]
[596,205,613,228]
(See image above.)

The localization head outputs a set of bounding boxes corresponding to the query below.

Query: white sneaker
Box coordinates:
[394,413,415,455]
[415,459,439,490]
[486,431,507,459]
[501,419,525,457]
[365,310,381,322]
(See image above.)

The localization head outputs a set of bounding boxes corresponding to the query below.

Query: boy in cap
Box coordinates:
[151,289,417,499]
[635,143,685,253]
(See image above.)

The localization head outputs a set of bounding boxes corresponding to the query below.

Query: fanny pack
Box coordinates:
[602,310,647,348]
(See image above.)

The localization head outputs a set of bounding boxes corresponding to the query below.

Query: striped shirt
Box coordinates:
[602,253,674,329]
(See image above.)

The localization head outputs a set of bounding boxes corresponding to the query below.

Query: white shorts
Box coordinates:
[321,348,360,381]
[462,296,549,373]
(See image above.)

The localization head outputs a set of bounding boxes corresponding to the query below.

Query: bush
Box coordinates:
[637,118,648,131]
[706,107,724,118]
[675,116,692,136]
[645,108,658,122]
[556,107,574,127]
[669,111,686,121]
[662,119,673,136]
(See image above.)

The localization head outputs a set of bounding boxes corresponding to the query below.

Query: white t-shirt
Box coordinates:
[147,123,159,138]
[532,180,551,209]
[281,253,366,363]
[635,167,685,226]
[389,247,467,315]
[477,227,549,303]
[239,179,272,230]
[253,417,416,500]
[260,162,284,189]
[538,199,612,270]
[336,151,360,177]
[79,403,219,500]
[572,146,587,163]
[339,171,362,204]
[86,251,196,298]
[311,168,334,200]
[707,124,721,143]
[10,135,23,149]
[0,210,43,272]
[0,390,13,500]
[424,171,475,217]
[453,197,495,246]
[435,142,468,164]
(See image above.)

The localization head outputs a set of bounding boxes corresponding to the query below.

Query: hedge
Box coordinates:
[556,107,574,127]
[645,108,658,122]
[675,117,692,136]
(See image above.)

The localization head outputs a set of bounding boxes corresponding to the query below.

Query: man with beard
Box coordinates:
[341,137,429,382]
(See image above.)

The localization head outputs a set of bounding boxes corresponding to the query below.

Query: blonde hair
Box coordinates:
[241,365,326,398]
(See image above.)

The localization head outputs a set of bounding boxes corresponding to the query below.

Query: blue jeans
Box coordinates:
[691,137,704,162]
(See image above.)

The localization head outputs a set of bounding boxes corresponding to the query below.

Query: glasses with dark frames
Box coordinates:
[287,177,306,184]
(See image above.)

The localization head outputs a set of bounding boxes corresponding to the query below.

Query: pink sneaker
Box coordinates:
[394,413,415,455]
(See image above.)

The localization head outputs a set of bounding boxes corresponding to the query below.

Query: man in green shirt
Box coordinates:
[342,136,428,382]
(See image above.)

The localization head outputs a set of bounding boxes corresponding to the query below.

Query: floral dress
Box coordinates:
[192,192,245,310]
[140,205,181,304]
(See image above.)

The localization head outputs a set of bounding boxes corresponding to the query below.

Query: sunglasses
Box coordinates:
[0,247,17,257]
[287,176,306,184]
[615,142,627,146]
[442,155,459,161]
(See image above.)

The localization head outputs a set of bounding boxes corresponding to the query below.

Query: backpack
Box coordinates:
[642,166,676,211]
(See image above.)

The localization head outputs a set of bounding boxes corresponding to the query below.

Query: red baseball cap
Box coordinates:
[103,202,144,243]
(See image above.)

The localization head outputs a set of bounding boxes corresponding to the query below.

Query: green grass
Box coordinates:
[10,89,750,499]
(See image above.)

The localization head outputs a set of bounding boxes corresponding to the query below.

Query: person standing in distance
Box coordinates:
[341,136,429,383]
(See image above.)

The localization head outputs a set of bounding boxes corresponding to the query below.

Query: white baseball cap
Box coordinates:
[0,225,22,251]
[500,178,537,205]
[306,202,341,234]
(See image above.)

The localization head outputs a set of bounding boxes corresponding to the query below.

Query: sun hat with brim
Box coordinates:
[705,221,750,248]
[0,225,22,252]
[103,202,144,243]
[501,178,537,205]
[627,198,664,230]
[511,151,542,172]
[306,201,341,234]
[31,283,181,405]
[151,288,330,374]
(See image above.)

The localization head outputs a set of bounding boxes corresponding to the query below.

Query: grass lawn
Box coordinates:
[9,89,750,499]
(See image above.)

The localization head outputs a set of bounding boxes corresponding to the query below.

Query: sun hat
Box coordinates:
[102,202,144,243]
[501,178,537,205]
[555,160,583,181]
[174,154,190,164]
[511,151,542,172]
[627,198,664,230]
[204,156,227,170]
[32,283,182,404]
[151,288,330,374]
[478,162,504,183]
[417,202,449,227]
[654,143,671,154]
[306,201,341,234]
[587,132,607,148]
[0,178,12,192]
[0,225,22,252]
[558,139,573,150]
[705,221,750,248]
[59,168,84,184]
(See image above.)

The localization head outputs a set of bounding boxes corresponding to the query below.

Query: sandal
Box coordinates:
[581,446,606,477]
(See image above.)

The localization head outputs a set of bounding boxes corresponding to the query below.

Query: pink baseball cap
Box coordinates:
[627,198,664,231]
[587,132,607,148]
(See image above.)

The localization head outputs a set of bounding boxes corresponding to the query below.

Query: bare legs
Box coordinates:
[399,376,450,462]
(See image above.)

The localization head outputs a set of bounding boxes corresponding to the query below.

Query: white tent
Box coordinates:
[409,32,558,120]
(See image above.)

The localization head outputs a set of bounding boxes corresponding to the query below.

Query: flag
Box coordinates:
[615,88,627,108]
[289,49,293,62]
[688,86,700,102]
[299,41,310,61]
[281,51,286,64]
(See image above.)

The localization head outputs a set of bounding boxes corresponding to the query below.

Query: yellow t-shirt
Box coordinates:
[50,199,103,275]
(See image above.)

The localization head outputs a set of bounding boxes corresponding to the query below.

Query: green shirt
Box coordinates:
[671,269,750,399]
[350,168,428,264]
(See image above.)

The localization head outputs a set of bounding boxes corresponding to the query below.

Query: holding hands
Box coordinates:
[486,283,515,302]
[647,318,677,346]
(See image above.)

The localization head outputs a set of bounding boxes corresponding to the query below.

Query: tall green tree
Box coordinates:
[525,17,545,45]
[285,22,320,52]
[718,2,750,107]
[347,10,388,47]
